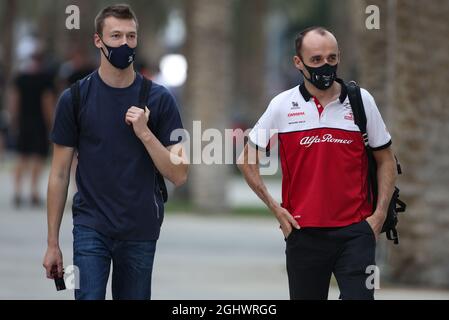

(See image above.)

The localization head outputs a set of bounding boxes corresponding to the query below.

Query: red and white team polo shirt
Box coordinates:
[248,79,392,228]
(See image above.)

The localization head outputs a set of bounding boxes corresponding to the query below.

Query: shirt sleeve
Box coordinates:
[156,89,185,148]
[361,88,392,150]
[248,100,278,150]
[50,88,78,147]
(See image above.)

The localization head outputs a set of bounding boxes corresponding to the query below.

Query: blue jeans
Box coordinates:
[73,224,157,300]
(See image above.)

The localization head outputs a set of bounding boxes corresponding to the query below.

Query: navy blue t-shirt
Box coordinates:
[50,70,183,241]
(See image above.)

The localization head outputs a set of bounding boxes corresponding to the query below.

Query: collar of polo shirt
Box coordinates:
[299,78,348,103]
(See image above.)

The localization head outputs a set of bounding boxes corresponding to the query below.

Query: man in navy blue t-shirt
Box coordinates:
[43,4,188,300]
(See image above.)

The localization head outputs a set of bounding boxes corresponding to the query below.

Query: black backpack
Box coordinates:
[70,74,168,203]
[346,81,406,244]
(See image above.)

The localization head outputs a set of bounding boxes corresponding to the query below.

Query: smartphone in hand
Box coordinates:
[51,266,66,291]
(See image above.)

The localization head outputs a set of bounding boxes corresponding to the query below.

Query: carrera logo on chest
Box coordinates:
[288,112,305,118]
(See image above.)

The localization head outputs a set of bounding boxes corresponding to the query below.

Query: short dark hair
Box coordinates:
[95,4,138,36]
[295,26,333,57]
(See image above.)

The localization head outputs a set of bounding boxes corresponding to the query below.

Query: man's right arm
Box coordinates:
[43,144,74,279]
[237,143,300,238]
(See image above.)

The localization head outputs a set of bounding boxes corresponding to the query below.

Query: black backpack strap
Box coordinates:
[138,76,152,108]
[387,228,399,245]
[396,198,407,213]
[138,75,168,203]
[347,81,377,206]
[348,81,407,246]
[395,155,403,175]
[70,80,81,145]
[347,81,368,146]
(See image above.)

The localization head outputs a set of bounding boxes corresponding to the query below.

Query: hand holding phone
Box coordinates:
[51,266,66,291]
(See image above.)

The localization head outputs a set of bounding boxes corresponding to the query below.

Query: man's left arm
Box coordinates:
[125,106,189,187]
[366,146,397,238]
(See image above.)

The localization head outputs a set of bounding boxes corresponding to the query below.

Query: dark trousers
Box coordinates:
[286,220,376,300]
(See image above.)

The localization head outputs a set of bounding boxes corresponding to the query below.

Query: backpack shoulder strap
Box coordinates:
[70,80,81,139]
[347,81,377,205]
[137,75,168,203]
[138,75,153,108]
[69,72,100,144]
[348,81,406,245]
[347,81,369,147]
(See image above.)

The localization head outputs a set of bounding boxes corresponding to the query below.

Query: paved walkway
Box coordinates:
[1,159,449,300]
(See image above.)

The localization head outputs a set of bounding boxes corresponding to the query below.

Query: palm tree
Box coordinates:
[356,0,449,288]
[184,0,233,211]
[233,0,268,120]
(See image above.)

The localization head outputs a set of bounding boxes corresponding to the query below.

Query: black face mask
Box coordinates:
[98,35,136,70]
[301,62,338,90]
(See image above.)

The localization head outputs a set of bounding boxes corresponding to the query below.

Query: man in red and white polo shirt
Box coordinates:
[238,26,397,300]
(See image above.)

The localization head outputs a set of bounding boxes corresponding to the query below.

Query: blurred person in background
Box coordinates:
[43,4,188,300]
[0,116,4,162]
[238,26,397,300]
[57,45,95,90]
[0,123,4,162]
[9,49,55,208]
[135,61,157,81]
[0,62,6,162]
